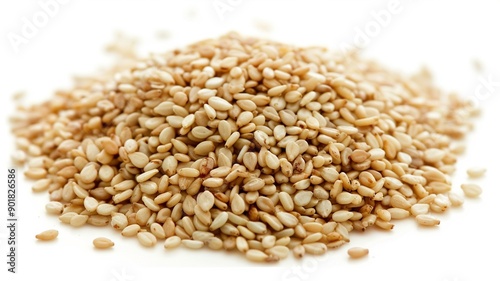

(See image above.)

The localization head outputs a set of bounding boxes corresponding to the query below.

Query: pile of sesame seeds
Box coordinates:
[12,33,481,261]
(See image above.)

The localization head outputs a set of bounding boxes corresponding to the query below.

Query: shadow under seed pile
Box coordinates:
[11,32,477,262]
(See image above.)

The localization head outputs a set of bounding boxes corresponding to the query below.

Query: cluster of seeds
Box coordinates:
[13,33,479,262]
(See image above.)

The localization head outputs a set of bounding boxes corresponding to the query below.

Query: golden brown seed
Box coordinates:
[347,247,369,258]
[93,237,114,249]
[9,34,480,264]
[35,229,58,241]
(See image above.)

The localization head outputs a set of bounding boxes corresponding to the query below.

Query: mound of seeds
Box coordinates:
[11,33,477,262]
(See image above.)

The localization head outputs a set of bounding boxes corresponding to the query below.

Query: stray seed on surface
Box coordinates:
[93,237,114,249]
[466,167,486,178]
[461,183,482,198]
[416,215,440,226]
[35,229,58,241]
[347,247,369,258]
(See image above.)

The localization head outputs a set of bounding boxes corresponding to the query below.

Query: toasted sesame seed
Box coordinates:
[178,168,200,178]
[197,190,215,212]
[415,215,440,226]
[410,204,430,216]
[93,237,114,249]
[387,208,410,220]
[122,224,141,237]
[466,167,486,178]
[461,183,482,198]
[448,192,464,206]
[182,239,204,249]
[347,247,369,258]
[246,249,269,262]
[36,229,58,241]
[128,152,149,168]
[11,33,481,263]
[69,214,88,227]
[45,201,64,215]
[164,236,182,249]
[80,164,98,184]
[303,243,328,255]
[231,193,245,215]
[137,232,157,247]
[208,96,233,111]
[32,179,52,192]
[111,213,128,230]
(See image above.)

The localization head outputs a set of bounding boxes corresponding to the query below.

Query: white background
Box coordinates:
[1,1,500,281]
